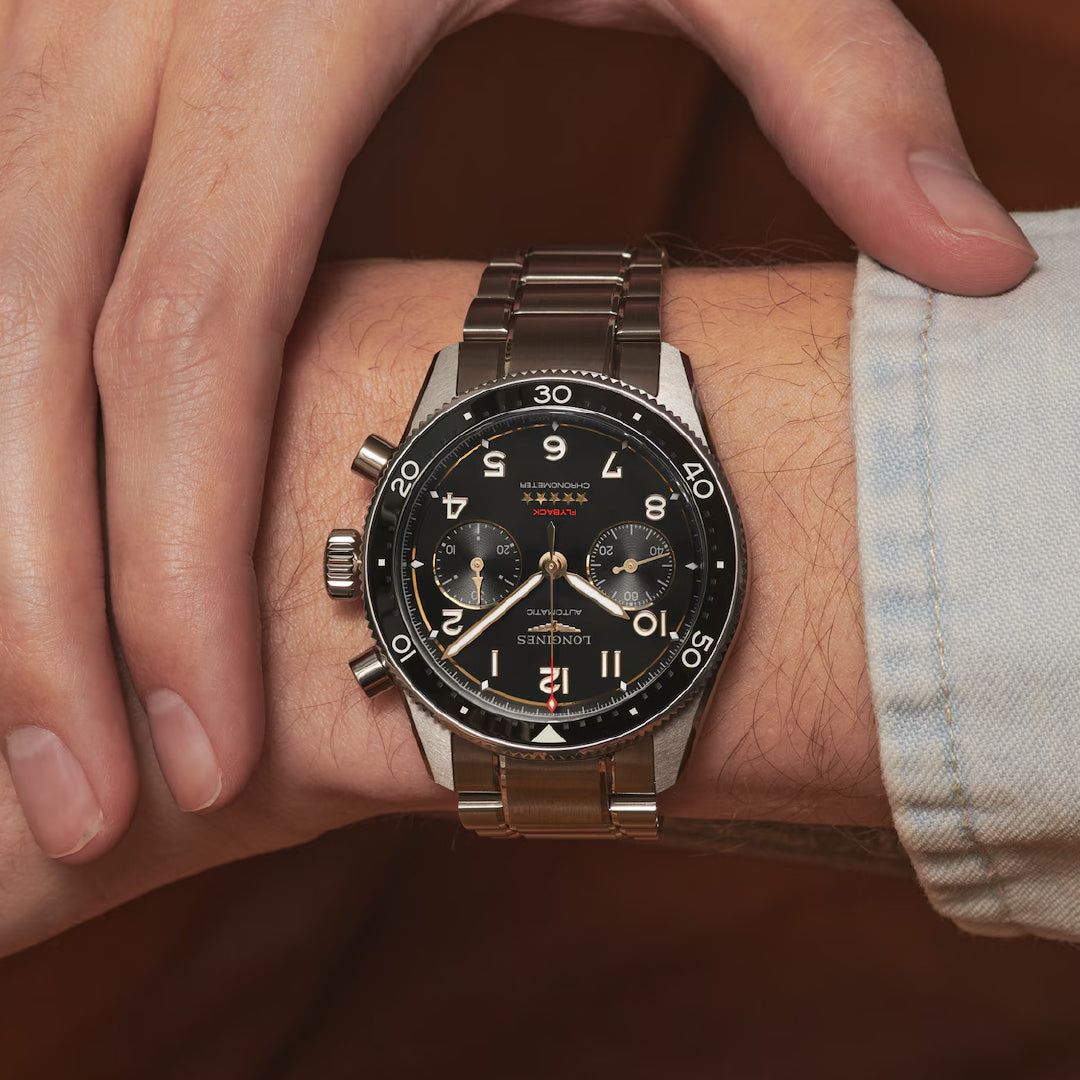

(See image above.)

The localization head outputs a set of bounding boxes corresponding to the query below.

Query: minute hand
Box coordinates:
[564,572,630,620]
[444,572,545,659]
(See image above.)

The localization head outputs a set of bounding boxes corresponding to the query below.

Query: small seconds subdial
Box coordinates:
[587,522,675,611]
[433,521,522,609]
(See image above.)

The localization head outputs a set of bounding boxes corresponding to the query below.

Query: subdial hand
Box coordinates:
[470,556,484,606]
[564,571,631,620]
[611,551,671,575]
[444,572,545,658]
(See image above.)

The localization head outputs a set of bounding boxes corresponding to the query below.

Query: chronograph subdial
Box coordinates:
[433,521,522,609]
[586,522,675,611]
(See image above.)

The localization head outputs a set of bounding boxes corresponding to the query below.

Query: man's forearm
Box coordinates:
[0,258,886,957]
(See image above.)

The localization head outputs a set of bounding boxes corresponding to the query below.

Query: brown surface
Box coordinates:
[322,7,1080,263]
[5,7,1080,1078]
[5,817,1080,1080]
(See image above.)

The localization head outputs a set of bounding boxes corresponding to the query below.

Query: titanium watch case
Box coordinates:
[357,341,747,792]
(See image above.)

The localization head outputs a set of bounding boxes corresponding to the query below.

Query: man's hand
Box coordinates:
[0,0,1029,866]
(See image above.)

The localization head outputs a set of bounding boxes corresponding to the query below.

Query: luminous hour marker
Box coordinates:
[716,561,725,569]
[460,706,469,715]
[685,562,698,570]
[378,558,386,567]
[429,490,439,498]
[480,680,489,691]
[600,650,622,678]
[632,412,642,421]
[551,421,559,431]
[490,650,499,677]
[619,681,627,691]
[411,559,424,568]
[463,411,472,420]
[481,438,489,448]
[629,707,639,716]
[532,724,566,744]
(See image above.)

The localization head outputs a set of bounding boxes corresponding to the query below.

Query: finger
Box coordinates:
[0,1,171,859]
[94,0,458,813]
[671,0,1036,295]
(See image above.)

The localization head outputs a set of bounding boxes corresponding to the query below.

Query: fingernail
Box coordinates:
[144,689,223,812]
[909,150,1037,258]
[3,726,104,858]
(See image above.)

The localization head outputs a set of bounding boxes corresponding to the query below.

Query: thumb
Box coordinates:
[672,0,1036,295]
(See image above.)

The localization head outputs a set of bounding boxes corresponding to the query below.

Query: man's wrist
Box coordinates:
[274,258,886,828]
[0,256,889,958]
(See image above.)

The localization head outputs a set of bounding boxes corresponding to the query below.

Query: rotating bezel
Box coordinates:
[361,370,745,758]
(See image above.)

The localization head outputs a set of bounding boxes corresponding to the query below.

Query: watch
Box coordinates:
[325,247,746,839]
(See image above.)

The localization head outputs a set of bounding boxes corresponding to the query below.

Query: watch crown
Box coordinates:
[324,528,361,598]
[352,434,397,481]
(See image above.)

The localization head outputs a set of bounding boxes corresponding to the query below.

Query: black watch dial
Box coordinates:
[363,374,744,753]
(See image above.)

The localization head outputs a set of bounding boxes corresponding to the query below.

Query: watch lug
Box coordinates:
[657,342,714,452]
[406,343,461,437]
[403,695,456,790]
[652,688,707,792]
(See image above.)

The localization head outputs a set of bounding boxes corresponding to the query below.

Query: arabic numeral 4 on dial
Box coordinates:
[442,492,468,519]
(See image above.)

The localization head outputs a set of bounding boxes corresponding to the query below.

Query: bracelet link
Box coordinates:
[453,247,666,840]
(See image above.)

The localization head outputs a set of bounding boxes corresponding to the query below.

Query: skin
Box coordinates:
[0,257,885,958]
[0,0,1035,864]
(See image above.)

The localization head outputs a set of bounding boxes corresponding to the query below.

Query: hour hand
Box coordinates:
[445,571,545,658]
[564,571,630,620]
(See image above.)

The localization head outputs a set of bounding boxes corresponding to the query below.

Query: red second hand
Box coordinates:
[547,521,557,714]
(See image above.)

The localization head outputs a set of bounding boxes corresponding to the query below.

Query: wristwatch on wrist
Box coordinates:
[325,247,746,839]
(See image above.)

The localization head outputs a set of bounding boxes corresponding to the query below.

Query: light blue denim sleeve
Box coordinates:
[850,208,1080,940]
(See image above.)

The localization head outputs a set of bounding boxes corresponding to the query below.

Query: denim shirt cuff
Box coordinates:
[850,208,1080,940]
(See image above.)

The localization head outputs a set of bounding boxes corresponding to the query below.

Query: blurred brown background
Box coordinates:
[4,8,1080,1079]
[322,2,1080,262]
